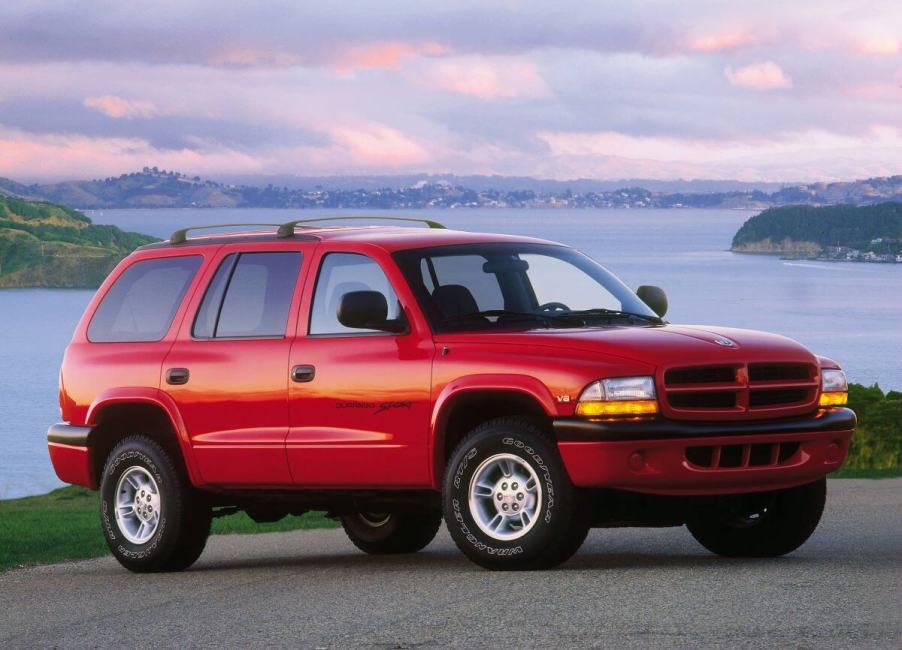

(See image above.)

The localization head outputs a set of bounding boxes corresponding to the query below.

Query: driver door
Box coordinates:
[286,249,434,487]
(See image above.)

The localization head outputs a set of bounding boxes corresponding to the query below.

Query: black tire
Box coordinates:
[100,435,211,572]
[443,416,589,570]
[341,511,442,554]
[687,478,826,558]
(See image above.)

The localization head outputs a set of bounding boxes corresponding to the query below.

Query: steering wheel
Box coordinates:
[538,301,570,313]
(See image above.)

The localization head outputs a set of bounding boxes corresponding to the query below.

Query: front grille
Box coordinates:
[662,362,818,419]
[748,388,809,407]
[685,441,801,469]
[665,366,736,385]
[668,391,737,409]
[748,363,811,382]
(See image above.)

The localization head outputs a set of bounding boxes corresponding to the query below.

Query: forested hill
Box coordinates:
[0,195,156,288]
[1,168,901,209]
[731,203,902,254]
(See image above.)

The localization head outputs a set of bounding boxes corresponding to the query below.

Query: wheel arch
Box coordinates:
[430,376,557,488]
[86,389,201,487]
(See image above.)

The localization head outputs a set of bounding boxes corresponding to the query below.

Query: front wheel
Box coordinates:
[100,436,211,572]
[443,417,589,570]
[687,478,826,557]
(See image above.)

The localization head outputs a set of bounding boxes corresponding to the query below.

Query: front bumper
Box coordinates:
[554,408,855,495]
[47,423,96,489]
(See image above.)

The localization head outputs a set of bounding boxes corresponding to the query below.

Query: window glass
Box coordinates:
[212,252,301,338]
[88,256,201,342]
[431,255,504,312]
[309,253,399,334]
[521,254,620,311]
[192,254,237,338]
[393,243,657,333]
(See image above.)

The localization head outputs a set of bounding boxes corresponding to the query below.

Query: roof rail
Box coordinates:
[169,223,281,244]
[276,216,446,238]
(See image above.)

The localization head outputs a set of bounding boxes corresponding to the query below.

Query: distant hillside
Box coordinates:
[0,196,157,288]
[731,203,902,254]
[2,168,901,210]
[212,173,787,194]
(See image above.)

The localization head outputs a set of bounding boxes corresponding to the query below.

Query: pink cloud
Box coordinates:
[0,128,260,180]
[329,123,430,167]
[687,30,761,53]
[83,95,157,118]
[428,58,550,99]
[853,35,898,56]
[333,41,447,73]
[724,61,792,90]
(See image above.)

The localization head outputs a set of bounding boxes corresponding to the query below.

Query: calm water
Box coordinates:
[1,208,899,498]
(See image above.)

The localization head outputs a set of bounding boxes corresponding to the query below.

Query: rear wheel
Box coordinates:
[687,478,826,557]
[443,416,589,570]
[341,511,442,554]
[100,436,211,572]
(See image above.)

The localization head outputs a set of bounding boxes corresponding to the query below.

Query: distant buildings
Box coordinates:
[820,243,900,264]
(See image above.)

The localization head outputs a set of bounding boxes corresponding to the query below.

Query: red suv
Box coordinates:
[47,218,855,571]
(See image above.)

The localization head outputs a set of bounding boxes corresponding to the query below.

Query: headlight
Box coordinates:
[575,376,658,417]
[819,368,848,407]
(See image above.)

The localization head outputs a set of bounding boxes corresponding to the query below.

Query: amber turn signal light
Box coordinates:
[819,391,848,407]
[575,400,659,417]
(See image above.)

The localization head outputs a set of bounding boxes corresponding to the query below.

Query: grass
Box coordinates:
[830,467,902,479]
[0,486,338,572]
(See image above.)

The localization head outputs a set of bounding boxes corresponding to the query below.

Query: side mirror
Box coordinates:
[636,285,668,318]
[337,290,407,333]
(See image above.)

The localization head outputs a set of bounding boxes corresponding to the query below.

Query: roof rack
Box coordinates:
[169,223,281,244]
[276,216,446,238]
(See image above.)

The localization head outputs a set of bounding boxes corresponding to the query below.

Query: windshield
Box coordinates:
[393,243,659,333]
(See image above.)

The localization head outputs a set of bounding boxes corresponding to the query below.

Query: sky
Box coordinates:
[0,1,900,183]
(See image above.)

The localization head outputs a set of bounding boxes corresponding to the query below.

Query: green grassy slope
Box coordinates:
[0,195,157,288]
[0,486,338,572]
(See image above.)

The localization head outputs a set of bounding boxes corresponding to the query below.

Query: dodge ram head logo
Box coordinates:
[713,336,737,348]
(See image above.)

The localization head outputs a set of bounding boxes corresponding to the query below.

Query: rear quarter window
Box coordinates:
[88,256,202,343]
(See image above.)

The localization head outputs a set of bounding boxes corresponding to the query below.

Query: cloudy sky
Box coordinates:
[0,1,900,182]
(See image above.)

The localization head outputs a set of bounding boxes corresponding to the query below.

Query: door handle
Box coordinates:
[166,368,190,385]
[291,364,316,383]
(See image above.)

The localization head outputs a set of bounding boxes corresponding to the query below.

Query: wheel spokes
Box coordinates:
[468,453,543,542]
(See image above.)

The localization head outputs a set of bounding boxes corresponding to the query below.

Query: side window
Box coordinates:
[88,256,201,343]
[309,253,400,335]
[193,252,301,338]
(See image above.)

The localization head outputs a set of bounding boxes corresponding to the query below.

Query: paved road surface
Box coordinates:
[1,479,900,649]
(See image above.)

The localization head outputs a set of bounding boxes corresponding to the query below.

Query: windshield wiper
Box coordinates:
[442,309,577,328]
[555,308,663,325]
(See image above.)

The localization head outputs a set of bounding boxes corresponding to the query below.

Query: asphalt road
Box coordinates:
[1,479,900,649]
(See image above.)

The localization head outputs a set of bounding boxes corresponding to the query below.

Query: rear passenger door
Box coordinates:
[163,243,311,486]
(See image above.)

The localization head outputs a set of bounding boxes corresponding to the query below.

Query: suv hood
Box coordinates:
[437,324,819,368]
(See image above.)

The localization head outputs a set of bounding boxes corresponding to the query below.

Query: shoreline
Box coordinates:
[729,248,901,265]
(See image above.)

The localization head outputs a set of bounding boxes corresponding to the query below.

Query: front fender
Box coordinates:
[429,374,558,487]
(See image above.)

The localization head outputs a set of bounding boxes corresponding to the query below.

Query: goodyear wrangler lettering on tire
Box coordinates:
[503,436,555,523]
[443,416,588,570]
[453,447,478,489]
